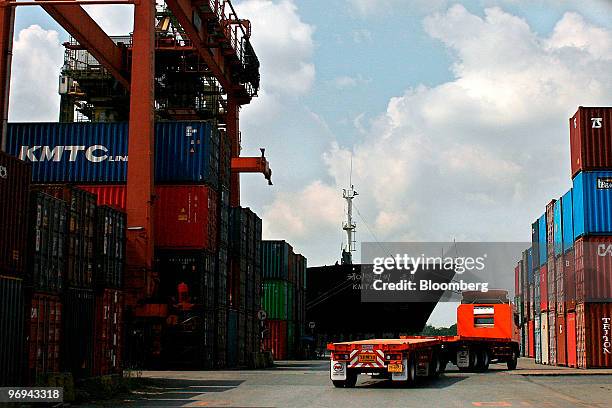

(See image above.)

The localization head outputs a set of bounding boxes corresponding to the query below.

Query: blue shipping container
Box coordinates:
[538,214,547,266]
[5,122,219,184]
[561,189,574,252]
[553,199,563,256]
[572,171,612,239]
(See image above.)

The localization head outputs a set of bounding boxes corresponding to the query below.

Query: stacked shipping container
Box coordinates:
[517,106,612,369]
[261,241,307,360]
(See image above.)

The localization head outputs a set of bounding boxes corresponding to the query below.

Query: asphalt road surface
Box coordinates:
[85,360,612,407]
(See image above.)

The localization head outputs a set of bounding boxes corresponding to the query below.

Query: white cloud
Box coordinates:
[83,5,133,36]
[352,29,373,43]
[331,74,371,89]
[348,0,448,16]
[236,0,315,96]
[265,5,612,270]
[8,25,64,122]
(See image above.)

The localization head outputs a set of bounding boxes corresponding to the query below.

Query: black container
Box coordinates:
[32,186,96,288]
[215,307,227,368]
[229,207,248,257]
[254,216,262,267]
[62,287,94,378]
[219,130,231,189]
[0,275,25,386]
[238,309,246,366]
[162,308,214,369]
[227,309,237,367]
[29,192,67,293]
[94,205,126,289]
[156,250,216,309]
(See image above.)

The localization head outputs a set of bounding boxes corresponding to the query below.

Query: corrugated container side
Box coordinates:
[262,241,290,280]
[532,220,540,272]
[570,107,612,178]
[94,205,126,289]
[262,280,292,320]
[575,236,612,303]
[546,200,556,257]
[538,215,547,266]
[155,186,218,250]
[576,302,612,368]
[555,255,565,315]
[572,171,612,239]
[0,276,25,386]
[27,292,62,384]
[534,315,541,363]
[547,258,555,311]
[515,263,521,296]
[264,319,288,360]
[564,249,576,311]
[215,307,227,368]
[527,247,534,284]
[553,199,563,256]
[62,288,95,378]
[28,192,67,293]
[529,283,535,320]
[227,309,238,367]
[0,152,30,277]
[540,312,549,364]
[93,289,123,376]
[528,319,535,358]
[561,189,574,252]
[539,265,548,312]
[548,311,557,366]
[6,122,220,184]
[557,313,567,366]
[566,311,577,367]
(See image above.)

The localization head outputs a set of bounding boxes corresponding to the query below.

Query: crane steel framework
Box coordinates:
[0,0,270,306]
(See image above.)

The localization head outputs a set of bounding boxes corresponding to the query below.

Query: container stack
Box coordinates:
[0,152,30,386]
[227,206,262,367]
[261,241,307,360]
[517,106,612,369]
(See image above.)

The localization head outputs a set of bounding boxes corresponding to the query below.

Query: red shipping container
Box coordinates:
[575,236,612,303]
[564,250,576,311]
[93,289,123,376]
[514,263,520,296]
[264,320,288,360]
[548,311,557,366]
[540,265,548,311]
[570,107,612,178]
[576,302,612,368]
[557,313,567,366]
[27,293,61,383]
[528,320,535,358]
[0,151,31,277]
[547,258,556,312]
[546,200,556,257]
[555,255,565,315]
[567,311,577,367]
[78,185,219,250]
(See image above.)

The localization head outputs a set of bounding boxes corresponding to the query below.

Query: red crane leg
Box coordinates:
[125,0,155,305]
[0,2,14,151]
[227,96,240,207]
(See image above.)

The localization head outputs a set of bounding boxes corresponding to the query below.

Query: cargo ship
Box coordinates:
[306,185,455,352]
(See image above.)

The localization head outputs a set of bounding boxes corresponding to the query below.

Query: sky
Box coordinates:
[7,0,612,325]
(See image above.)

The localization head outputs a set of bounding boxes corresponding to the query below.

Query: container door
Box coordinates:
[566,312,577,367]
[528,320,535,358]
[557,314,567,366]
[540,312,549,364]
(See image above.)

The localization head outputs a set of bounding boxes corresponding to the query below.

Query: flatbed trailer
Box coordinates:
[327,292,520,388]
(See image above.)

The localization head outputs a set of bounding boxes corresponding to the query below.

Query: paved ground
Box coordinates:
[84,359,612,407]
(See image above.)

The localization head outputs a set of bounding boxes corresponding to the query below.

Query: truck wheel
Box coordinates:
[429,354,441,378]
[345,372,358,388]
[507,350,518,370]
[475,350,490,372]
[459,350,477,372]
[332,380,346,388]
[406,357,417,386]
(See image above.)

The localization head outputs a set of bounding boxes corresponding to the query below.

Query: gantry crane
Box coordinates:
[0,0,271,306]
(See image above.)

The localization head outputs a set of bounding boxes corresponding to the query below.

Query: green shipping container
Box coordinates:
[287,320,295,358]
[262,280,294,320]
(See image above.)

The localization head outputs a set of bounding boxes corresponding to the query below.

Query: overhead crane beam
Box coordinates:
[231,148,272,185]
[38,0,130,88]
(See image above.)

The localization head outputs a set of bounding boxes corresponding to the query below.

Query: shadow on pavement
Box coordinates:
[358,375,467,389]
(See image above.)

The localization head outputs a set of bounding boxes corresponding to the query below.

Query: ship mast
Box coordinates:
[342,157,358,264]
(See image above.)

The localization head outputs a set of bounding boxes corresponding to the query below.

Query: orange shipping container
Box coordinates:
[575,236,612,303]
[557,313,567,366]
[576,302,612,368]
[540,265,548,311]
[528,320,535,358]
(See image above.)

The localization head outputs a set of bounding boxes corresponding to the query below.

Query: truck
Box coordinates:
[327,290,521,388]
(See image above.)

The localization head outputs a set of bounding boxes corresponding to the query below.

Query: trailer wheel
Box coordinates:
[429,353,442,378]
[406,357,417,386]
[507,350,518,370]
[345,371,358,388]
[332,380,345,388]
[458,349,477,372]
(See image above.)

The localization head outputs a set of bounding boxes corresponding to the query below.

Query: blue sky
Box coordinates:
[8,0,612,325]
